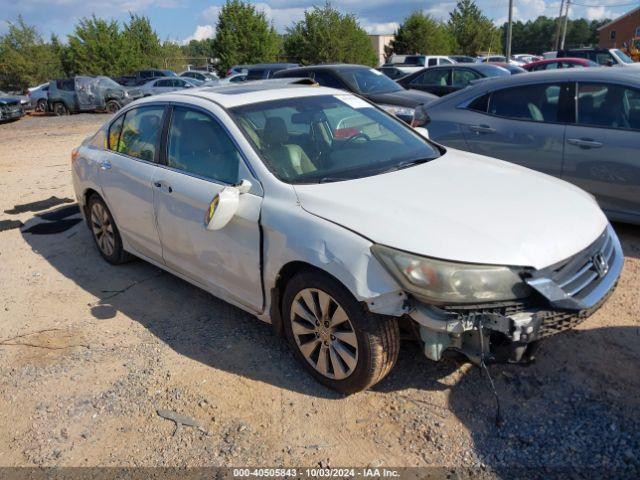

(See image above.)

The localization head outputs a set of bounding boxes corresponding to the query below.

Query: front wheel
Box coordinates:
[283,271,399,394]
[53,102,69,116]
[105,100,121,114]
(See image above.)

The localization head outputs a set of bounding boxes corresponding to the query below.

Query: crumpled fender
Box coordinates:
[258,194,406,323]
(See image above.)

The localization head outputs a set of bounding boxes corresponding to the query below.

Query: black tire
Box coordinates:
[36,99,47,113]
[106,100,121,114]
[53,102,69,116]
[87,194,132,265]
[282,270,399,394]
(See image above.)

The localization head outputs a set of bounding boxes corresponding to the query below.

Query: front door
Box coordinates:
[460,82,570,177]
[563,82,640,221]
[153,105,263,311]
[99,105,165,262]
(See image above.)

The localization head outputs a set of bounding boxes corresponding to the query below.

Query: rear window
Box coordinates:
[114,106,165,161]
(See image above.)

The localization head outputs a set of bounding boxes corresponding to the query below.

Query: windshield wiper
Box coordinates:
[377,157,432,175]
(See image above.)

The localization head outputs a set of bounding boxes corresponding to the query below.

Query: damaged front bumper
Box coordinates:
[408,225,624,364]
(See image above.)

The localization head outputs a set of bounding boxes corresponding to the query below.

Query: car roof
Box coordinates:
[133,79,338,108]
[247,63,299,69]
[280,64,372,72]
[527,57,591,65]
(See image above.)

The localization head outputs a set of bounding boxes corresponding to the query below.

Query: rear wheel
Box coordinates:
[283,270,399,394]
[87,195,131,265]
[53,102,69,116]
[35,99,47,113]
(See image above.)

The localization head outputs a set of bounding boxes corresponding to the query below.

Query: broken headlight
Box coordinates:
[372,245,530,304]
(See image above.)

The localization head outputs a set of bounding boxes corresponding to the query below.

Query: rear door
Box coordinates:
[152,104,263,311]
[563,82,640,220]
[459,82,571,177]
[99,105,166,261]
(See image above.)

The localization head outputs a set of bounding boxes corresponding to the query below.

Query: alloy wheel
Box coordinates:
[90,202,115,257]
[290,288,358,380]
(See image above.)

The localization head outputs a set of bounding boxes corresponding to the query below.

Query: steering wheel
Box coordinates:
[345,132,371,143]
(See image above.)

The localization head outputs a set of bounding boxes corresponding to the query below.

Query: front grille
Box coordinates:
[549,229,615,301]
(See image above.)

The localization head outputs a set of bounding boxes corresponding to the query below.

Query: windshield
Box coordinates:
[97,77,122,88]
[613,49,633,64]
[337,68,404,94]
[230,94,440,184]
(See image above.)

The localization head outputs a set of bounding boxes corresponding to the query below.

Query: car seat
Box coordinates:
[262,117,316,179]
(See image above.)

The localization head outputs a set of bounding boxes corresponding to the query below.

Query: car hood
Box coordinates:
[365,89,437,107]
[0,97,20,105]
[621,62,640,68]
[293,148,608,270]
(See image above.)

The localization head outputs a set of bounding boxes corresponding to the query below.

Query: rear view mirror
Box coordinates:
[204,180,252,231]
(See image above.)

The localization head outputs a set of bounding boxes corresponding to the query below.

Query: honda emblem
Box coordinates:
[592,252,609,278]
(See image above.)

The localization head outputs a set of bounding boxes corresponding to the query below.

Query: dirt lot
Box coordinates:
[0,114,639,473]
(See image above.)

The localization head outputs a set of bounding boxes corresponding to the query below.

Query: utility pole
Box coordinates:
[506,0,514,60]
[554,0,565,51]
[560,0,571,50]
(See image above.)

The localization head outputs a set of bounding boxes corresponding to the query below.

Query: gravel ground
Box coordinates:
[0,114,639,475]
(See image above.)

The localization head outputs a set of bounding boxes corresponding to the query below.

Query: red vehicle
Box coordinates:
[523,57,598,71]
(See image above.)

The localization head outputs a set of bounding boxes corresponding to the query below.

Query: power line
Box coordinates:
[570,1,639,7]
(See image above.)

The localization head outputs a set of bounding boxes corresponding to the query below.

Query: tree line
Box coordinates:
[0,0,609,91]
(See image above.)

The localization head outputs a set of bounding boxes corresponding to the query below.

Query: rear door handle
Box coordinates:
[469,124,496,134]
[567,138,603,149]
[99,160,111,170]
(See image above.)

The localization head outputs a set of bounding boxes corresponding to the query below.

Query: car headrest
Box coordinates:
[263,117,288,146]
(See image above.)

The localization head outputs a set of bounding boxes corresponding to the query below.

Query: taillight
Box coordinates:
[71,148,79,165]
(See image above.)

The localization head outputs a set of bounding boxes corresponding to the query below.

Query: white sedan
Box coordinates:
[71,81,622,393]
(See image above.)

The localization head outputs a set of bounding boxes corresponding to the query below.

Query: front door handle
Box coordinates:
[469,124,496,134]
[567,138,603,149]
[153,181,173,193]
[99,160,111,170]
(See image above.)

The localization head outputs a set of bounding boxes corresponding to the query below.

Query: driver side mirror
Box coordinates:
[204,180,251,231]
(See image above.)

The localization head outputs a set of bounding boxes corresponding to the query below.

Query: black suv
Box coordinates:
[273,64,437,124]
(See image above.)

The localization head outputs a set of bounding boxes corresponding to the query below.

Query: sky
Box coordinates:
[0,0,635,43]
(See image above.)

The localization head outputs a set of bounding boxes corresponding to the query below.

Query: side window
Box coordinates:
[440,58,453,65]
[167,107,241,184]
[577,83,640,130]
[58,79,75,91]
[156,79,172,87]
[489,84,562,122]
[140,71,152,79]
[410,69,450,86]
[108,115,124,150]
[247,69,266,80]
[312,71,344,89]
[427,58,438,67]
[545,62,558,70]
[467,93,490,113]
[595,52,614,65]
[117,106,164,161]
[452,69,481,88]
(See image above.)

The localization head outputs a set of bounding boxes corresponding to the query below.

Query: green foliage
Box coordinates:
[0,16,63,91]
[284,2,377,66]
[504,16,608,55]
[121,14,163,72]
[66,16,125,76]
[212,0,281,74]
[448,0,502,55]
[389,11,454,56]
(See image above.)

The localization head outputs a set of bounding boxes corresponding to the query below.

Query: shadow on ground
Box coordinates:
[19,204,640,471]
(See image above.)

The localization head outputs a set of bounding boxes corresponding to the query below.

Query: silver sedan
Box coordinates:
[139,77,199,97]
